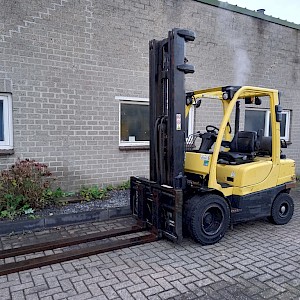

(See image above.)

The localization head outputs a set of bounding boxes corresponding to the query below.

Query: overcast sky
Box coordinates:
[225,0,300,24]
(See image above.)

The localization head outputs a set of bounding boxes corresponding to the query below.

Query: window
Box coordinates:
[118,97,150,147]
[0,93,13,150]
[117,96,195,147]
[186,105,195,137]
[245,108,290,141]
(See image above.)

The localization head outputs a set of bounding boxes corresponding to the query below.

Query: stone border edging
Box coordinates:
[0,206,131,236]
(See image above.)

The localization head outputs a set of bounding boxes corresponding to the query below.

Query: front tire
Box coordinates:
[269,193,294,225]
[189,194,230,245]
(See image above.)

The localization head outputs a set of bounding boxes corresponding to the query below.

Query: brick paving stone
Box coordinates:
[25,293,40,300]
[24,284,49,295]
[140,275,157,287]
[38,287,63,298]
[208,280,230,291]
[87,283,102,297]
[2,287,10,300]
[156,277,173,290]
[275,291,299,300]
[225,268,244,277]
[74,280,89,294]
[11,290,26,300]
[173,290,199,300]
[257,273,274,282]
[240,271,258,280]
[242,285,262,297]
[67,291,92,300]
[136,268,153,277]
[170,280,189,294]
[112,280,134,291]
[159,288,181,299]
[289,278,300,287]
[143,285,164,297]
[97,278,120,289]
[40,296,53,300]
[70,272,91,283]
[195,278,214,288]
[282,283,300,296]
[45,277,60,289]
[148,295,161,300]
[101,286,118,299]
[53,289,77,300]
[127,273,144,285]
[259,288,280,299]
[132,291,148,300]
[212,266,228,275]
[179,275,198,285]
[116,288,134,300]
[127,282,148,294]
[166,272,184,282]
[218,273,237,284]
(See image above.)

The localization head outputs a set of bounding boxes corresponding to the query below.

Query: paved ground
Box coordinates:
[1,189,300,300]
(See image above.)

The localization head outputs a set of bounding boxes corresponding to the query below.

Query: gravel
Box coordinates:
[39,189,130,216]
[2,190,130,222]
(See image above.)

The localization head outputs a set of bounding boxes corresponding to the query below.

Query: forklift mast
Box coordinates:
[149,29,195,188]
[130,29,195,242]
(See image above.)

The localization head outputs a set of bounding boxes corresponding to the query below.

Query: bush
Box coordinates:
[79,185,108,201]
[0,159,55,219]
[117,180,130,190]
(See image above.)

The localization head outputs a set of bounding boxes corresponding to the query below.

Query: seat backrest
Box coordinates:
[259,136,272,155]
[257,129,272,155]
[230,131,257,153]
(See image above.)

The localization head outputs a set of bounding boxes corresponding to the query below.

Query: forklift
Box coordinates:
[130,28,296,245]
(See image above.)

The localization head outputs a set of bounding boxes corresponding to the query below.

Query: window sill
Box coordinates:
[119,145,150,150]
[0,149,14,155]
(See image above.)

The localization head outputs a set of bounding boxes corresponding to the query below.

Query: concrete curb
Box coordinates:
[0,206,131,236]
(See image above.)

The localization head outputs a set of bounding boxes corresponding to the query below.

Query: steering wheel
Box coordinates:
[206,125,219,134]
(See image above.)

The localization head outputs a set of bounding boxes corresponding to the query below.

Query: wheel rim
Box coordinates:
[279,202,289,218]
[201,205,224,236]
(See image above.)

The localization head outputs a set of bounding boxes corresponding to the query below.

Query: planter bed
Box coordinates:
[0,190,131,236]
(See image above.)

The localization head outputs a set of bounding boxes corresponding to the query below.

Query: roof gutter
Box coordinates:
[194,0,300,30]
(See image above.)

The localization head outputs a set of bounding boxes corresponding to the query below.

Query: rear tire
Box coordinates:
[189,194,230,245]
[269,193,294,225]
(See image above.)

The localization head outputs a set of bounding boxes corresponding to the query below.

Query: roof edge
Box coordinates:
[194,0,300,30]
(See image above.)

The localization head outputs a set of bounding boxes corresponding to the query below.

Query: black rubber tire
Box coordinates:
[189,194,230,245]
[183,196,200,236]
[269,193,294,225]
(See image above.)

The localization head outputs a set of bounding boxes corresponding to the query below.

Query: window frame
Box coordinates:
[0,93,13,150]
[187,105,195,137]
[245,108,290,141]
[117,96,195,148]
[117,96,150,147]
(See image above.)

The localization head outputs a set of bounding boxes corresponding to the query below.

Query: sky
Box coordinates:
[225,0,300,24]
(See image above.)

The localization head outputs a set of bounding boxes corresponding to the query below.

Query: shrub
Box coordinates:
[117,180,130,190]
[0,159,55,218]
[79,186,108,201]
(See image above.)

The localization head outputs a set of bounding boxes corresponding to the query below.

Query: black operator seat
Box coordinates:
[257,128,272,156]
[218,131,257,164]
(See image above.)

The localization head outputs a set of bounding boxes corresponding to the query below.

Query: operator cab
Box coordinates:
[184,86,287,188]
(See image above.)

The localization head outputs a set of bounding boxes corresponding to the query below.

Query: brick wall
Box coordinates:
[0,0,299,190]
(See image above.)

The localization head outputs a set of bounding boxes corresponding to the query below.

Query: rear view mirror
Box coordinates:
[245,97,261,105]
[281,139,287,148]
[275,105,282,122]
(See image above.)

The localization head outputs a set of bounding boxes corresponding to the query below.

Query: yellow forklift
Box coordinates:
[130,29,296,245]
